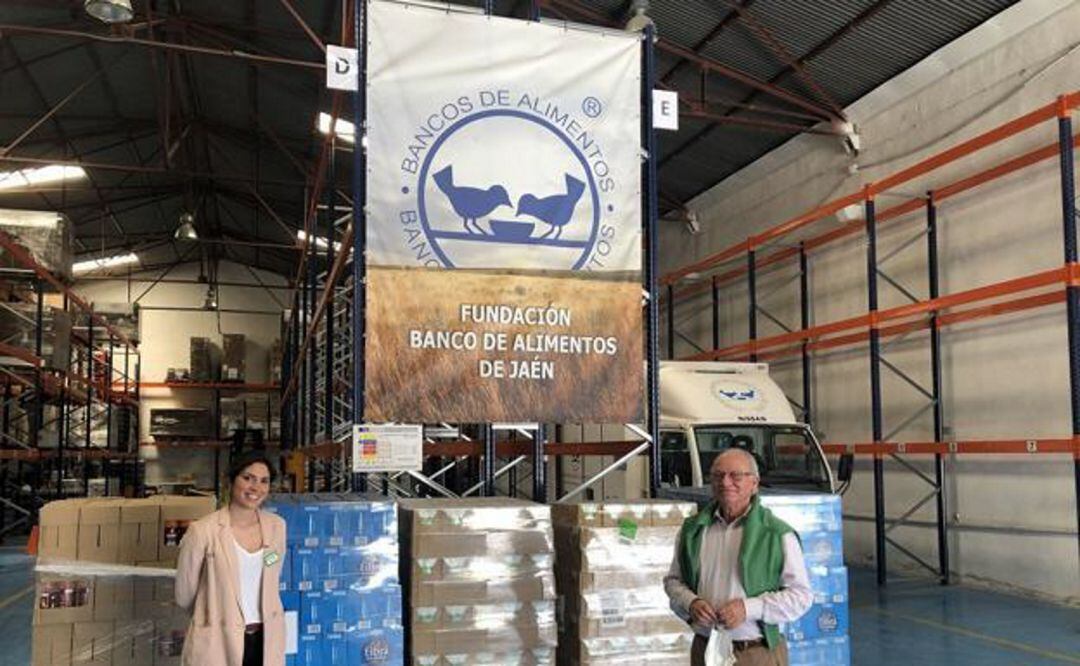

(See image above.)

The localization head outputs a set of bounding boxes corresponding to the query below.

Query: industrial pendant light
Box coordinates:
[174,212,198,240]
[85,0,134,23]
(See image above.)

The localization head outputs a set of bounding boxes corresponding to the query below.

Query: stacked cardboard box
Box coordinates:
[149,408,212,440]
[552,500,695,666]
[189,337,220,382]
[761,494,850,666]
[32,568,189,666]
[266,494,403,666]
[400,498,557,666]
[32,495,216,666]
[222,334,245,382]
[38,496,216,567]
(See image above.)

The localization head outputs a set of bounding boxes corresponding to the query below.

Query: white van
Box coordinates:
[658,361,840,494]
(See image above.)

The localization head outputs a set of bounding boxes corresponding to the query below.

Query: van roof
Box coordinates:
[659,361,799,427]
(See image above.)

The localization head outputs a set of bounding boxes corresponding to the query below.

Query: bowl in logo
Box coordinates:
[364,638,391,662]
[489,220,535,241]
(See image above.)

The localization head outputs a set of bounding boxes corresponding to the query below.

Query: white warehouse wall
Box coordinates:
[75,259,288,488]
[659,0,1080,601]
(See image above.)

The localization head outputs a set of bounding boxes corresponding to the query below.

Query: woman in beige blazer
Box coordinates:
[175,452,287,666]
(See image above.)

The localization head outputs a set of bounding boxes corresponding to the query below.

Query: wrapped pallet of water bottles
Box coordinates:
[264,493,404,666]
[760,493,850,666]
[551,500,698,666]
[398,498,559,666]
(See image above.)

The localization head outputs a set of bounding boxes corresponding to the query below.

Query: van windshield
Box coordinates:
[694,425,830,490]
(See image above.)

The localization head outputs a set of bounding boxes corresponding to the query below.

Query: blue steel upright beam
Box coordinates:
[642,23,661,496]
[927,192,950,584]
[351,0,368,493]
[865,189,887,586]
[1056,97,1080,558]
[324,138,336,490]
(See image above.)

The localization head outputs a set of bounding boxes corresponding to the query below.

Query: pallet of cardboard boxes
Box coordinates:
[400,498,558,666]
[32,496,216,666]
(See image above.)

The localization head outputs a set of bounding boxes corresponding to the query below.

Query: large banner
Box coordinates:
[366,0,642,423]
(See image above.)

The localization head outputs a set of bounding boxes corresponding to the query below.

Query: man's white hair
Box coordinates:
[712,447,760,477]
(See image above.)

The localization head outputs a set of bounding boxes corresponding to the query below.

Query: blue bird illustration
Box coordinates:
[515,174,586,240]
[433,166,511,235]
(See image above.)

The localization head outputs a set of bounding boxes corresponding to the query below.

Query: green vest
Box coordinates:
[676,495,794,649]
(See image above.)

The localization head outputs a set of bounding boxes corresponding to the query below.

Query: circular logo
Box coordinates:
[364,638,391,662]
[818,610,838,633]
[416,109,601,271]
[710,380,764,412]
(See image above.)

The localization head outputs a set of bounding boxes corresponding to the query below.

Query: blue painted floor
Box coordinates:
[0,545,33,666]
[850,568,1080,665]
[0,553,1075,665]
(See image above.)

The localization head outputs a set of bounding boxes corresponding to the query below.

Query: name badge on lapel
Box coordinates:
[263,550,280,567]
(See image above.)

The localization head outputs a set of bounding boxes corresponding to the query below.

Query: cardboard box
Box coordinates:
[189,337,220,382]
[92,577,133,622]
[133,577,175,620]
[118,501,160,564]
[39,499,82,561]
[34,574,95,625]
[31,623,73,666]
[111,619,156,666]
[156,496,216,567]
[76,500,121,564]
[153,615,188,665]
[72,621,114,665]
[222,333,245,382]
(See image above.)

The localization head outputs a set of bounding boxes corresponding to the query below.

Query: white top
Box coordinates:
[233,538,265,624]
[664,508,813,640]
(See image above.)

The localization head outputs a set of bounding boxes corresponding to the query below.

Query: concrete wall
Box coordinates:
[659,0,1080,602]
[75,260,288,488]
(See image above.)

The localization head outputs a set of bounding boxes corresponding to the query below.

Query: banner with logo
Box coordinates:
[365,0,643,423]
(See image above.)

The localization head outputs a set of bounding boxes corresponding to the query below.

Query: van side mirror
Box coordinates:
[837,453,854,483]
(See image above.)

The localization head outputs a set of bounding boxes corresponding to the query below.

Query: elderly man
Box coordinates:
[664,448,813,666]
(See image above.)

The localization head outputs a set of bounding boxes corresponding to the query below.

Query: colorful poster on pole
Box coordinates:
[352,424,423,473]
[365,0,643,423]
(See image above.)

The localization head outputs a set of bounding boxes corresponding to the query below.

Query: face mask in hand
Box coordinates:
[704,627,737,666]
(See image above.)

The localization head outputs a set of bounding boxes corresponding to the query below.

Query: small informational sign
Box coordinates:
[352,423,422,472]
[653,89,679,130]
[326,44,359,91]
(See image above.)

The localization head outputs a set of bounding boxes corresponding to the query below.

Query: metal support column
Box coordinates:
[799,243,811,427]
[666,285,674,359]
[1056,98,1080,558]
[32,280,43,494]
[927,192,950,584]
[642,24,661,496]
[711,276,720,351]
[482,424,495,497]
[747,248,757,362]
[105,336,113,496]
[306,211,317,492]
[324,139,336,488]
[351,0,368,493]
[84,314,93,496]
[533,423,546,502]
[865,190,887,586]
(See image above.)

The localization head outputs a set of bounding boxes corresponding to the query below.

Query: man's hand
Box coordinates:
[716,599,746,629]
[689,598,718,626]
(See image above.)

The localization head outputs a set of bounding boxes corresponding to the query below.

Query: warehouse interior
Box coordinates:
[0,0,1078,665]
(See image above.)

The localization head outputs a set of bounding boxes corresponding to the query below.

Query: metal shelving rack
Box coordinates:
[278,0,663,504]
[660,92,1080,585]
[0,227,141,543]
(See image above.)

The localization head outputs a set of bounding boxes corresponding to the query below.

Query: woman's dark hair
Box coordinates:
[227,451,277,485]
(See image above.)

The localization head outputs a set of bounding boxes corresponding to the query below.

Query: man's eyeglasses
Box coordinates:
[710,471,756,483]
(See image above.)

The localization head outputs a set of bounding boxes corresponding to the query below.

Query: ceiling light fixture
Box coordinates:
[174,212,198,240]
[297,229,343,253]
[625,0,655,34]
[84,0,134,23]
[72,252,139,275]
[203,286,218,311]
[0,165,87,192]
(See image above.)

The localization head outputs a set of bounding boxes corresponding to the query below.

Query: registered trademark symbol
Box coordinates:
[582,96,603,118]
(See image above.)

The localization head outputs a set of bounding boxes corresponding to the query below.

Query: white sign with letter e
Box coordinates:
[352,423,422,472]
[326,44,359,91]
[653,89,679,131]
